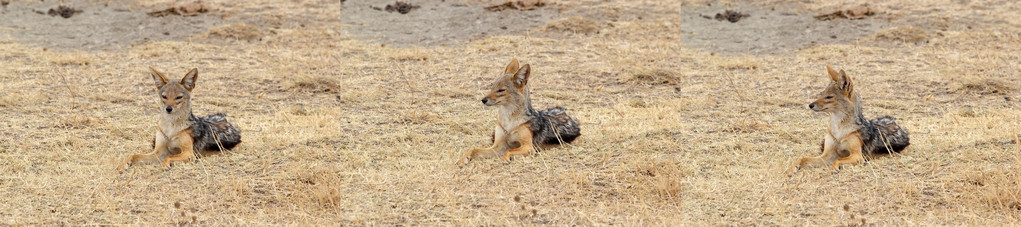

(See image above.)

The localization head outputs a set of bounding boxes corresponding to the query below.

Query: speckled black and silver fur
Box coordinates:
[530,106,581,146]
[487,106,581,151]
[189,113,242,151]
[859,116,910,155]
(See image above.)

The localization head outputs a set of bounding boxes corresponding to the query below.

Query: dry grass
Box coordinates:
[205,23,263,40]
[873,25,930,43]
[0,0,1019,225]
[543,16,600,34]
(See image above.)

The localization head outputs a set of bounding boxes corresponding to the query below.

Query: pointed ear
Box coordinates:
[504,58,520,74]
[839,69,853,92]
[149,66,169,88]
[513,64,530,87]
[826,65,840,82]
[180,68,198,91]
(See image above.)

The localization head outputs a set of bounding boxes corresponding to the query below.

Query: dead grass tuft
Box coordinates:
[724,119,768,133]
[49,53,91,66]
[57,114,104,129]
[715,56,760,70]
[385,48,429,61]
[206,23,262,40]
[396,110,441,124]
[873,26,928,42]
[978,169,1021,211]
[284,75,341,93]
[543,16,600,33]
[627,68,679,85]
[950,74,1014,95]
[295,170,345,208]
[0,93,45,107]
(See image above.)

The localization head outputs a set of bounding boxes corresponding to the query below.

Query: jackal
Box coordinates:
[791,65,910,173]
[118,67,241,171]
[458,59,581,164]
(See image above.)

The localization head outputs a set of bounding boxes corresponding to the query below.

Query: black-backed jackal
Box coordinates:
[458,59,581,164]
[791,65,910,173]
[117,67,241,171]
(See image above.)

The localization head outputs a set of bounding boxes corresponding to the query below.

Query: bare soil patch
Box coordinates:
[682,2,891,55]
[340,0,667,47]
[0,1,224,51]
[342,0,569,47]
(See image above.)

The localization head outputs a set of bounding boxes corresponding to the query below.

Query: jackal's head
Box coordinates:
[809,65,855,113]
[481,59,530,107]
[149,67,198,115]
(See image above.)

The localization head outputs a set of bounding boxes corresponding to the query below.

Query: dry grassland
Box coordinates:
[0,0,1019,225]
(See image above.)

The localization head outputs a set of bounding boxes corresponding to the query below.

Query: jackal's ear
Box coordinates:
[826,65,840,82]
[504,58,520,74]
[180,68,199,91]
[149,66,168,88]
[838,69,853,92]
[513,64,530,87]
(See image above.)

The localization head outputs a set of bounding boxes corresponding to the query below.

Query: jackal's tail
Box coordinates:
[537,106,581,144]
[198,113,242,150]
[869,116,910,154]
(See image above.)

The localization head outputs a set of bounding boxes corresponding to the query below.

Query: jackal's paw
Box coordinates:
[117,162,131,172]
[500,156,512,164]
[160,161,173,170]
[456,157,471,166]
[829,166,841,174]
[785,166,799,176]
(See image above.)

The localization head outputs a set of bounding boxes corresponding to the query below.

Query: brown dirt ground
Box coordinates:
[0,1,224,51]
[0,0,1019,225]
[682,2,892,55]
[340,0,665,47]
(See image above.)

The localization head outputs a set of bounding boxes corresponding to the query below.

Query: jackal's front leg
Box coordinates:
[161,136,196,169]
[830,139,864,172]
[789,138,841,174]
[118,136,168,171]
[501,128,535,163]
[459,126,508,165]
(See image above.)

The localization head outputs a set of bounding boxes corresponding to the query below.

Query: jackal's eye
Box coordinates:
[825,95,834,99]
[497,89,506,92]
[176,95,183,100]
[161,95,167,99]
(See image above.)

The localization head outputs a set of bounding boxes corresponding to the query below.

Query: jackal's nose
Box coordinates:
[165,106,173,113]
[808,103,815,109]
[481,98,488,104]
